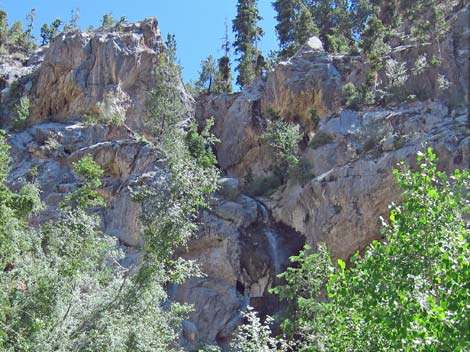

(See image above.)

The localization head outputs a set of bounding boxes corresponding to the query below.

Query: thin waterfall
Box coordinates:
[256,200,284,285]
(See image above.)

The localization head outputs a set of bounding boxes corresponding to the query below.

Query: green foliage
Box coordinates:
[40,18,62,45]
[64,155,106,209]
[360,12,389,71]
[22,8,36,52]
[262,119,302,178]
[69,8,80,30]
[0,8,37,53]
[8,21,25,48]
[144,53,187,144]
[213,56,233,93]
[384,58,409,101]
[270,244,333,338]
[273,0,372,55]
[0,127,205,350]
[276,148,470,351]
[273,0,319,58]
[185,117,220,169]
[0,9,7,48]
[101,12,115,29]
[196,55,218,94]
[165,33,178,65]
[341,81,376,110]
[229,307,288,352]
[12,97,30,131]
[232,0,263,87]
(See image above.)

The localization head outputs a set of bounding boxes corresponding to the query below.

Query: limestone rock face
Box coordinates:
[261,36,342,135]
[8,122,162,246]
[268,102,469,260]
[30,18,165,130]
[385,2,470,106]
[196,82,272,179]
[196,40,342,179]
[172,191,304,348]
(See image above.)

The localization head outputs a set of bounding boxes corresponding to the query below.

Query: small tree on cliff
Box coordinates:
[144,34,188,144]
[213,20,233,93]
[196,55,218,94]
[232,0,263,88]
[40,18,63,45]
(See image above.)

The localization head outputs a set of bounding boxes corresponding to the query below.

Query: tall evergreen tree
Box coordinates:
[294,5,318,50]
[232,0,263,88]
[273,0,377,54]
[0,9,7,48]
[214,19,233,93]
[272,0,298,57]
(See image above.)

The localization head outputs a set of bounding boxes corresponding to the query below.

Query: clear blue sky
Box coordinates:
[0,0,278,84]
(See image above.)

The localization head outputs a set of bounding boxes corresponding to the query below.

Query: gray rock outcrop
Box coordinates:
[269,102,469,260]
[30,18,164,130]
[262,36,342,135]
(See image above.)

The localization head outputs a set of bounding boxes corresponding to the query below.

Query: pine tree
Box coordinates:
[196,55,218,93]
[273,0,377,54]
[213,19,233,93]
[273,0,319,58]
[40,18,62,45]
[273,0,298,57]
[232,0,264,88]
[214,56,233,93]
[22,8,36,52]
[0,9,7,48]
[294,5,318,50]
[101,12,115,29]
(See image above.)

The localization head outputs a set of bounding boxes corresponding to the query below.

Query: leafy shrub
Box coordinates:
[342,82,361,109]
[12,96,30,130]
[384,58,409,101]
[342,81,376,109]
[185,117,220,169]
[275,148,470,351]
[64,154,106,208]
[262,119,302,179]
[230,307,288,352]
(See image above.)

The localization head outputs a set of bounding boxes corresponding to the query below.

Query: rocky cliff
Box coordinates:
[1,5,469,350]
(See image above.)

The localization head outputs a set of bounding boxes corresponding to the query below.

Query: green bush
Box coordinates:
[12,96,30,130]
[64,154,106,209]
[274,148,470,351]
[262,119,302,179]
[184,117,220,169]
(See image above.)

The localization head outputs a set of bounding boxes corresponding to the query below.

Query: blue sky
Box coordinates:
[0,0,278,84]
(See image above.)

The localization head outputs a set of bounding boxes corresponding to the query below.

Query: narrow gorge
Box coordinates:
[0,2,469,351]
